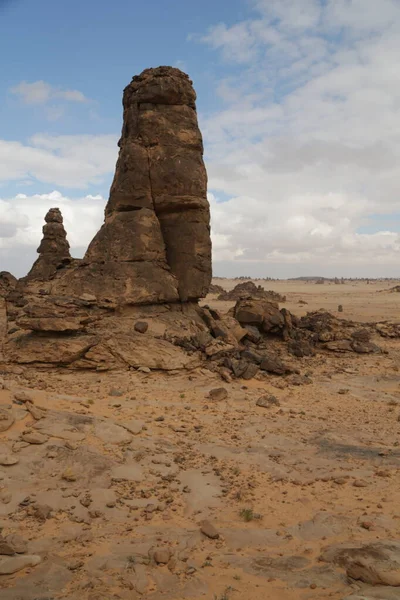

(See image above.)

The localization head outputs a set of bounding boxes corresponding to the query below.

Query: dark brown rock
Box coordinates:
[0,272,17,298]
[69,66,211,304]
[25,208,71,281]
[260,354,295,375]
[134,321,149,334]
[209,388,228,401]
[256,394,280,408]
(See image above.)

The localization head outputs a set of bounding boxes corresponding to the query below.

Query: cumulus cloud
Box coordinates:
[198,0,400,276]
[0,134,117,188]
[10,81,88,105]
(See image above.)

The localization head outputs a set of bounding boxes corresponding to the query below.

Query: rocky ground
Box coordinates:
[1,280,400,600]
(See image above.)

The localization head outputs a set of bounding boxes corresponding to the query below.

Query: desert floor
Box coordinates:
[1,279,400,600]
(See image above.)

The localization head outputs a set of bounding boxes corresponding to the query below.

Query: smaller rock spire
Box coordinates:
[25,208,71,280]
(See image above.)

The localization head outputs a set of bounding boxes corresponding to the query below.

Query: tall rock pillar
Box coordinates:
[101,66,212,301]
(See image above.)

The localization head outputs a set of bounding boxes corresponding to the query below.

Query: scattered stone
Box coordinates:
[109,388,124,397]
[26,402,45,420]
[21,431,48,444]
[62,467,77,482]
[353,480,368,488]
[208,388,228,401]
[33,504,52,521]
[0,537,16,556]
[0,455,19,466]
[4,534,27,554]
[256,394,280,409]
[0,490,12,504]
[0,554,41,575]
[13,391,33,404]
[0,407,15,433]
[134,321,149,334]
[154,549,171,564]
[200,520,219,539]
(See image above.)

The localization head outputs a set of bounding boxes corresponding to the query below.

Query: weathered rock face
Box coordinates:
[0,272,17,298]
[54,66,211,305]
[108,66,211,301]
[25,208,71,281]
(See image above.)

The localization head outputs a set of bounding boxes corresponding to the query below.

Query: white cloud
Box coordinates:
[198,0,400,276]
[0,191,105,277]
[10,80,88,105]
[0,134,117,188]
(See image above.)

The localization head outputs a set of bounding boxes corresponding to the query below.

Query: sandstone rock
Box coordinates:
[218,281,285,302]
[94,421,132,445]
[256,394,280,408]
[209,388,228,401]
[200,520,219,539]
[25,402,44,421]
[52,67,211,304]
[0,272,17,298]
[320,541,400,586]
[0,537,16,556]
[234,299,285,334]
[260,354,296,375]
[154,548,171,564]
[0,554,41,575]
[134,321,149,334]
[21,431,48,444]
[24,208,71,281]
[122,419,145,435]
[4,534,27,554]
[0,455,19,466]
[0,407,14,432]
[14,391,33,403]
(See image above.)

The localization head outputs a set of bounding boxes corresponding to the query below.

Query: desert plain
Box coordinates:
[1,277,400,600]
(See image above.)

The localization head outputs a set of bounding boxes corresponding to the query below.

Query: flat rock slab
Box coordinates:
[0,554,41,574]
[122,419,145,435]
[179,469,222,516]
[111,464,144,482]
[95,421,132,445]
[34,419,86,442]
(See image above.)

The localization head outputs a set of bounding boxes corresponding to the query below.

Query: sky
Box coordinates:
[1,0,400,278]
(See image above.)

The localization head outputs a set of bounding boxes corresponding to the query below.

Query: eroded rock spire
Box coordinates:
[83,66,212,302]
[25,208,71,280]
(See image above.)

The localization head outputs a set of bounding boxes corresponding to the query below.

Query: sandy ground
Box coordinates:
[1,280,400,600]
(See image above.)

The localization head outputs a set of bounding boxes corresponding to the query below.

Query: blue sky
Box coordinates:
[2,0,400,278]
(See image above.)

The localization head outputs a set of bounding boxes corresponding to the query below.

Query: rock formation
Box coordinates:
[0,272,17,298]
[24,208,71,281]
[218,281,286,302]
[1,67,213,369]
[53,66,211,305]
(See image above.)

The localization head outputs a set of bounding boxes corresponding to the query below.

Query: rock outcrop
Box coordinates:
[1,67,215,370]
[24,208,71,281]
[53,66,211,305]
[218,281,286,302]
[0,272,17,298]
